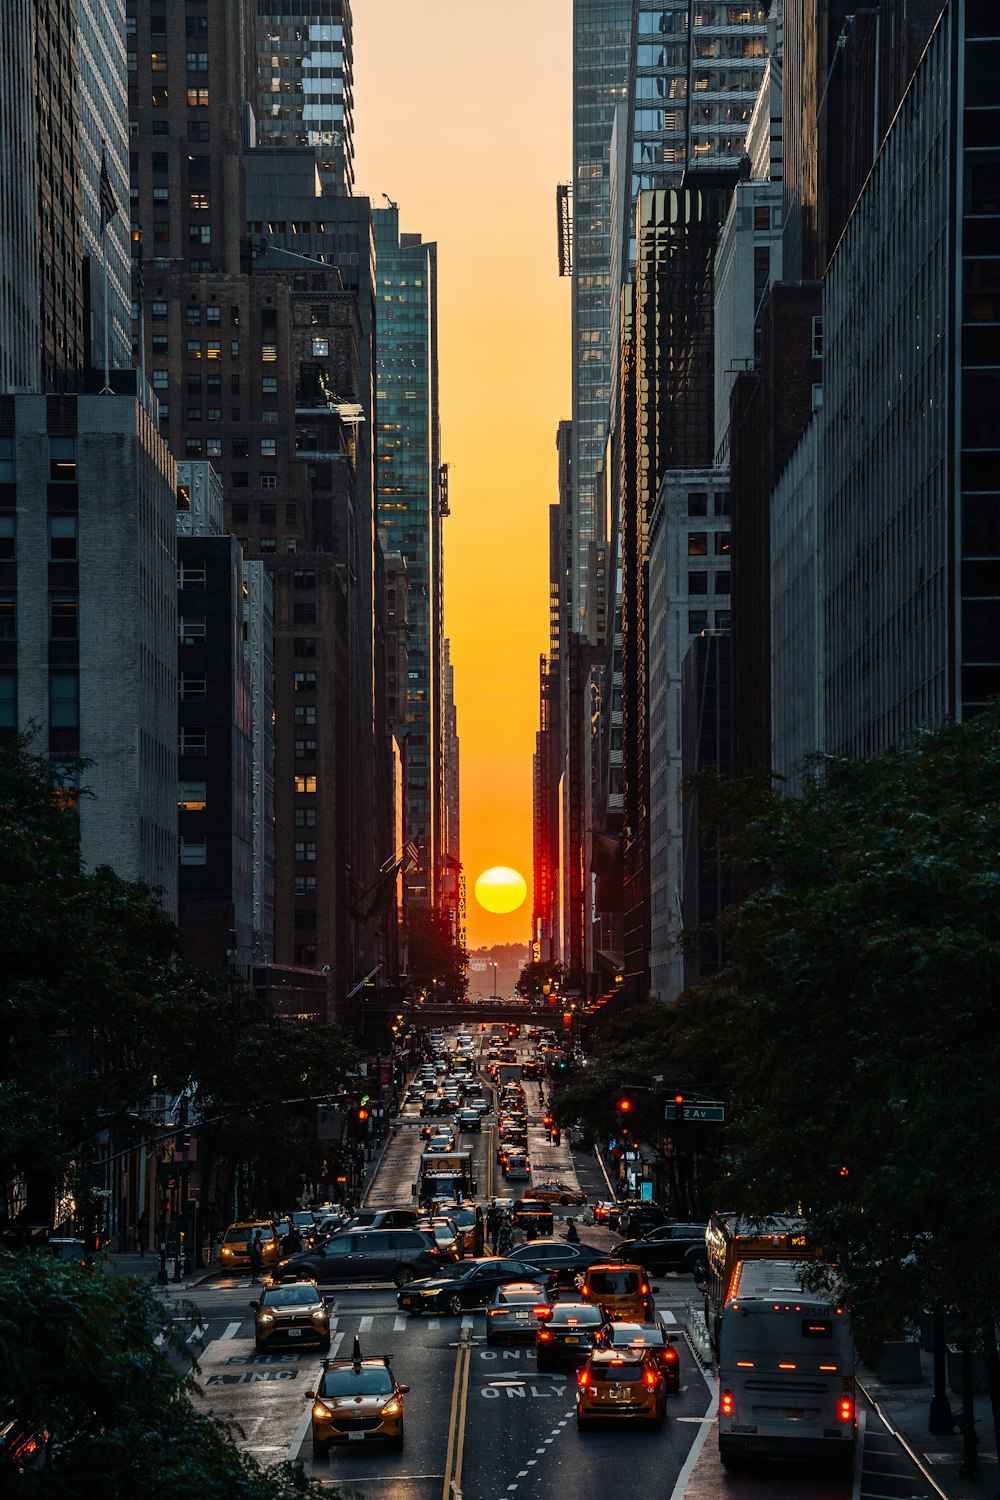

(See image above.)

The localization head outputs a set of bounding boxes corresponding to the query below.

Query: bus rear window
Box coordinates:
[801,1319,833,1338]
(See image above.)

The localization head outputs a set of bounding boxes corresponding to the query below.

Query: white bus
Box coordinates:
[718,1259,857,1473]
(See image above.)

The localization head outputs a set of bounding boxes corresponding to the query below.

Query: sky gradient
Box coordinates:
[353,2,572,950]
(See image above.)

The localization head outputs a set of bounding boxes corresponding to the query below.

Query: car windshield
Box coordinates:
[224,1225,273,1243]
[262,1285,319,1308]
[500,1291,541,1307]
[588,1270,640,1295]
[319,1367,394,1398]
[613,1325,664,1347]
[551,1305,603,1326]
[596,1360,646,1381]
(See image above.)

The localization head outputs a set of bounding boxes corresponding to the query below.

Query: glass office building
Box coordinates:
[256,0,355,194]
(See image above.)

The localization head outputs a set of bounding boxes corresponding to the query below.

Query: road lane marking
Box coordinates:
[442,1331,472,1500]
[428,1318,441,1329]
[221,1322,242,1340]
[394,1315,408,1331]
[358,1315,373,1332]
[285,1400,312,1462]
[461,1315,474,1328]
[660,1309,677,1324]
[186,1326,205,1344]
[329,1331,345,1358]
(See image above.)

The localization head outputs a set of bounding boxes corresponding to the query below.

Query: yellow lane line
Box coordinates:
[452,1339,472,1495]
[442,1337,465,1500]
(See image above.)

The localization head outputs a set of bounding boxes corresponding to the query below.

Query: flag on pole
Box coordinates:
[403,840,419,872]
[99,149,118,232]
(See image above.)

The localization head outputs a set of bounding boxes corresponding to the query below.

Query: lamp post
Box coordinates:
[490,962,498,1000]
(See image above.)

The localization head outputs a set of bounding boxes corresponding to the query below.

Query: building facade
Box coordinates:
[255,0,355,196]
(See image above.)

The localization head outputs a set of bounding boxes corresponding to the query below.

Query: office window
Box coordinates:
[261,344,278,362]
[688,610,709,633]
[294,807,317,827]
[294,773,317,793]
[294,569,316,590]
[293,637,316,657]
[311,338,329,357]
[294,739,316,760]
[715,610,731,629]
[151,368,169,390]
[49,436,77,483]
[179,838,207,866]
[0,671,16,728]
[293,603,316,625]
[293,674,316,694]
[186,51,208,71]
[178,563,206,589]
[714,571,731,594]
[151,299,168,319]
[754,205,770,230]
[179,673,207,701]
[207,408,222,423]
[262,376,278,394]
[231,503,249,524]
[179,726,207,755]
[688,532,708,556]
[0,517,13,560]
[260,438,276,457]
[688,571,709,595]
[185,306,201,326]
[186,375,202,394]
[231,471,249,488]
[294,842,317,862]
[189,224,211,244]
[178,615,206,644]
[260,537,276,553]
[688,492,708,517]
[187,122,210,142]
[260,473,276,489]
[178,780,207,811]
[49,671,79,728]
[715,532,731,555]
[206,341,220,359]
[714,491,731,516]
[187,87,210,107]
[294,704,316,725]
[49,597,78,639]
[48,515,78,561]
[294,875,317,895]
[186,407,202,422]
[295,944,317,964]
[0,436,13,483]
[206,437,222,458]
[0,598,15,639]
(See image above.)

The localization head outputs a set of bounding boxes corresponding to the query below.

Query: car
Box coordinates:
[456,1108,481,1133]
[575,1347,667,1428]
[306,1345,409,1454]
[504,1153,531,1182]
[423,1215,462,1258]
[579,1263,656,1323]
[486,1282,553,1344]
[251,1277,333,1353]
[613,1222,708,1276]
[535,1301,610,1371]
[471,1097,490,1114]
[426,1131,455,1153]
[447,1204,479,1254]
[616,1204,669,1240]
[339,1209,419,1232]
[219,1220,279,1272]
[407,1084,426,1101]
[274,1227,450,1287]
[508,1239,618,1290]
[595,1319,681,1393]
[512,1199,554,1238]
[45,1237,93,1267]
[395,1257,533,1316]
[524,1180,588,1206]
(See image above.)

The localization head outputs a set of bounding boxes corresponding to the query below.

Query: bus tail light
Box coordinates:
[720,1389,735,1417]
[838,1397,854,1423]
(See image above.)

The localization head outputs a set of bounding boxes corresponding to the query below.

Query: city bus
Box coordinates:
[704,1212,817,1351]
[718,1258,856,1473]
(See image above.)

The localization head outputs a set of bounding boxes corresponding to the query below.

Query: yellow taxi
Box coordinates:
[219,1220,279,1272]
[524,1180,588,1206]
[576,1347,667,1429]
[306,1339,409,1454]
[251,1278,332,1354]
[580,1263,655,1322]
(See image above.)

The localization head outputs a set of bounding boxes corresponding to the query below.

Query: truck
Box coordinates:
[717,1258,856,1472]
[416,1149,476,1205]
[704,1212,818,1351]
[497,1063,522,1085]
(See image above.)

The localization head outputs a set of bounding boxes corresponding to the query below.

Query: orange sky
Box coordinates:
[353,3,572,950]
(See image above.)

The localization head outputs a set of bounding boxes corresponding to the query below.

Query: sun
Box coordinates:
[474,866,528,915]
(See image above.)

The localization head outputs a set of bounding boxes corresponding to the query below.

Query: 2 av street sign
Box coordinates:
[664,1102,725,1122]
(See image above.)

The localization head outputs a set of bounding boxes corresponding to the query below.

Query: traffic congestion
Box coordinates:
[161,1024,942,1500]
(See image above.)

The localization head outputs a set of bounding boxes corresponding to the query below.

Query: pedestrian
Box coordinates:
[473,1206,485,1258]
[248,1229,264,1283]
[564,1218,580,1244]
[281,1225,302,1257]
[495,1212,513,1255]
[134,1213,147,1257]
[485,1199,499,1251]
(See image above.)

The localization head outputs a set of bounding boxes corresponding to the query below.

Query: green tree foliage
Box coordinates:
[514,958,563,999]
[671,710,1000,1453]
[407,906,467,1003]
[0,1252,337,1498]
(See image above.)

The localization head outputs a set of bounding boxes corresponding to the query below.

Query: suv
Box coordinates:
[580,1263,655,1323]
[219,1220,279,1272]
[617,1204,668,1240]
[274,1227,449,1287]
[614,1222,708,1277]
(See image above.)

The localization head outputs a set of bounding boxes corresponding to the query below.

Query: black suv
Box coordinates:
[274,1227,449,1287]
[616,1204,668,1240]
[613,1222,707,1276]
[507,1239,614,1289]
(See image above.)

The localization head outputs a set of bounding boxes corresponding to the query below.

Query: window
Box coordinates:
[186,407,202,422]
[49,436,76,483]
[179,673,207,701]
[231,471,249,488]
[206,437,222,458]
[311,337,329,357]
[688,610,709,633]
[187,87,210,107]
[811,315,823,359]
[688,532,708,556]
[207,407,222,423]
[0,671,16,727]
[231,503,249,524]
[294,842,317,862]
[294,704,316,725]
[293,603,316,625]
[179,838,207,866]
[179,615,206,644]
[48,515,78,561]
[294,875,317,895]
[293,674,316,694]
[189,224,212,244]
[260,537,276,553]
[187,340,202,358]
[715,532,731,555]
[151,299,168,319]
[715,610,731,629]
[49,671,79,728]
[295,944,317,964]
[186,51,209,71]
[261,343,278,362]
[206,305,221,325]
[293,638,316,657]
[260,439,277,459]
[262,376,278,394]
[187,122,210,142]
[259,473,275,489]
[294,569,316,590]
[0,598,15,640]
[688,571,709,595]
[151,369,169,389]
[178,780,207,811]
[714,491,731,516]
[179,726,207,755]
[294,739,317,759]
[754,204,771,230]
[294,774,317,793]
[714,571,731,594]
[687,492,708,517]
[0,436,13,484]
[285,504,297,524]
[49,597,77,639]
[294,806,317,827]
[178,563,206,589]
[0,517,13,560]
[152,88,169,107]
[206,341,221,359]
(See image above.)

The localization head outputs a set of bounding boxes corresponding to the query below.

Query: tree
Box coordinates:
[0,1251,339,1498]
[671,708,1000,1468]
[514,958,563,999]
[407,906,467,1003]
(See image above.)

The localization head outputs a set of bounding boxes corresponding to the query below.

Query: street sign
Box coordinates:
[664,1103,725,1122]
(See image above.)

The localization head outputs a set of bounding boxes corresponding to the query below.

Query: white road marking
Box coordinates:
[428,1318,441,1329]
[286,1402,312,1462]
[186,1325,205,1344]
[527,1459,537,1466]
[394,1315,408,1331]
[153,1333,164,1346]
[461,1315,474,1328]
[220,1322,242,1340]
[358,1315,373,1332]
[329,1331,345,1357]
[517,1470,528,1477]
[660,1309,677,1324]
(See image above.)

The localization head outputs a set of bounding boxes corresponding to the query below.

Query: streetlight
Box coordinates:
[490,962,498,999]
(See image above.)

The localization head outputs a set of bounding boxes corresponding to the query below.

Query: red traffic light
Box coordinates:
[618,1097,633,1113]
[357,1108,370,1122]
[543,1115,553,1127]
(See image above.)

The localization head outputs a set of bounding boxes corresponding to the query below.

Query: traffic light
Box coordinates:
[357,1107,370,1124]
[175,1129,190,1156]
[617,1095,633,1139]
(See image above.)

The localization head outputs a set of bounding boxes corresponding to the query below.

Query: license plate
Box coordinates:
[513,1312,529,1321]
[286,1329,302,1338]
[564,1335,581,1343]
[348,1431,365,1442]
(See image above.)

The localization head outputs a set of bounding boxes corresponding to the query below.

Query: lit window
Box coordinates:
[261,344,278,362]
[294,774,318,793]
[178,780,207,811]
[186,88,210,107]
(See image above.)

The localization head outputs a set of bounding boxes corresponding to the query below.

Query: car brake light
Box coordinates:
[720,1389,735,1417]
[640,1283,649,1295]
[534,1306,552,1319]
[644,1369,658,1387]
[538,1329,552,1341]
[577,1367,590,1386]
[579,1286,588,1297]
[838,1397,854,1423]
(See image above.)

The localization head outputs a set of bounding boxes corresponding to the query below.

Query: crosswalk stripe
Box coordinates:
[427,1318,441,1330]
[186,1325,205,1344]
[461,1315,474,1328]
[329,1331,345,1358]
[221,1322,242,1340]
[328,1317,339,1331]
[394,1315,408,1331]
[660,1310,677,1324]
[358,1315,373,1332]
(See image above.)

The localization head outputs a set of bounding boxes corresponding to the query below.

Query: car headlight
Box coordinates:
[311,1310,329,1323]
[381,1398,403,1416]
[221,1248,233,1258]
[313,1402,332,1420]
[258,1312,274,1324]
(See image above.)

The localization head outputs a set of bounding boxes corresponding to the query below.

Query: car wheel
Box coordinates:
[311,1437,329,1457]
[390,1424,405,1453]
[254,1340,265,1355]
[559,1196,569,1206]
[319,1339,331,1354]
[407,1304,423,1317]
[394,1266,416,1287]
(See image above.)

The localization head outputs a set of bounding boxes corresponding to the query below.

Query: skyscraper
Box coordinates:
[255,1,355,195]
[372,204,444,912]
